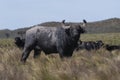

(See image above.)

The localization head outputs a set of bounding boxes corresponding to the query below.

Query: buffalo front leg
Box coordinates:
[58,49,64,59]
[33,48,41,58]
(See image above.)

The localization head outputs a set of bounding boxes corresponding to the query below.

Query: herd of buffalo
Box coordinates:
[14,20,120,62]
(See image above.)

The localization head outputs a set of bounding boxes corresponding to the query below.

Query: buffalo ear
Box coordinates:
[65,28,70,36]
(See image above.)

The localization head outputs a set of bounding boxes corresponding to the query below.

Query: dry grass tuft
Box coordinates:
[0,33,120,80]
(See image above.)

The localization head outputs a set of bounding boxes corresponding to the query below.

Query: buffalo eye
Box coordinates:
[65,28,70,36]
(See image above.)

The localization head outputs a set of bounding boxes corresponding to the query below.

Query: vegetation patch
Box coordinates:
[0,33,120,80]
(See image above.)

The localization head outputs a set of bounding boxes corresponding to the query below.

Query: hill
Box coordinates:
[0,18,120,38]
[86,18,120,33]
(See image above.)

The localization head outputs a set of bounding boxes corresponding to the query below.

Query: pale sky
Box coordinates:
[0,0,120,30]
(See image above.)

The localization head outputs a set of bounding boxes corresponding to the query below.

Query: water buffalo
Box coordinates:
[105,44,120,51]
[95,40,104,49]
[14,37,25,49]
[21,24,86,62]
[76,40,104,51]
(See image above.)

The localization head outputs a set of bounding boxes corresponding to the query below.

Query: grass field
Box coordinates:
[0,33,120,80]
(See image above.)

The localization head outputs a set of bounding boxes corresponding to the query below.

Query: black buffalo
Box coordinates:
[105,44,120,51]
[76,40,104,51]
[21,24,86,62]
[14,37,25,49]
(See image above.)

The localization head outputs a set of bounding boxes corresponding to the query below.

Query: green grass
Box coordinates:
[81,33,120,45]
[0,33,120,80]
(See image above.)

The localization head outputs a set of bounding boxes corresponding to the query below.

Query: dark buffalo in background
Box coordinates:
[76,40,104,51]
[104,44,120,51]
[14,37,25,49]
[21,23,86,62]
